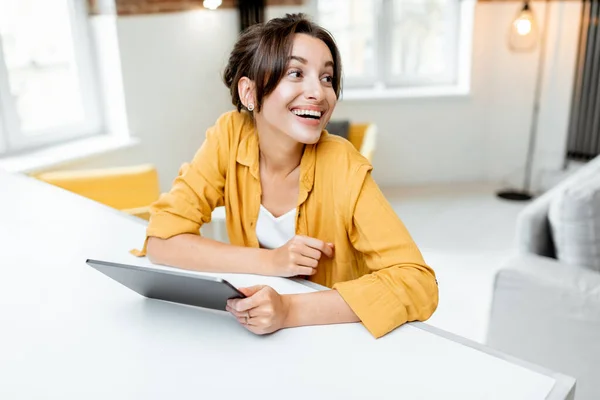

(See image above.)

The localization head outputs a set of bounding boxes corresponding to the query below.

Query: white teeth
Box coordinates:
[292,109,322,118]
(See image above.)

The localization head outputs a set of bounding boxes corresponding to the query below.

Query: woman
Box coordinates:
[135,13,438,339]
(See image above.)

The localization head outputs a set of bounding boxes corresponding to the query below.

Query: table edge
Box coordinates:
[294,279,576,400]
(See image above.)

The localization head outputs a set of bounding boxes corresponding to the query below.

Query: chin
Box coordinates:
[292,130,323,145]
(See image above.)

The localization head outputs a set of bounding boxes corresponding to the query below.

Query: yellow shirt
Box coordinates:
[134,110,438,338]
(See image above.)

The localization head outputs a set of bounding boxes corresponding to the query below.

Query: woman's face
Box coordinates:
[255,33,338,145]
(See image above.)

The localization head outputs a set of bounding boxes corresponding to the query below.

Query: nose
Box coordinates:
[304,76,324,101]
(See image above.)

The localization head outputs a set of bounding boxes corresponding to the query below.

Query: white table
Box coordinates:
[0,170,575,400]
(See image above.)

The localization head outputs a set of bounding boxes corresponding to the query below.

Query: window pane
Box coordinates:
[390,0,456,82]
[317,0,377,81]
[334,28,376,79]
[0,0,85,135]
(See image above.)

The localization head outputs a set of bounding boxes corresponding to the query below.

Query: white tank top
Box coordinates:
[255,205,296,249]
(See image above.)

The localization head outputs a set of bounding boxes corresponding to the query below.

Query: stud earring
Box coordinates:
[247,103,255,111]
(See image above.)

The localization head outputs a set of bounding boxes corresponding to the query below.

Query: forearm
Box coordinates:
[147,234,273,275]
[283,290,360,328]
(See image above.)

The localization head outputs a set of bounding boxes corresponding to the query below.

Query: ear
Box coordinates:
[238,77,256,110]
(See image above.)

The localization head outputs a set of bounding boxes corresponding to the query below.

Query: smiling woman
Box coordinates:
[133,13,439,339]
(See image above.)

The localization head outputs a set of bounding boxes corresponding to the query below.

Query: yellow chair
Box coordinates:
[34,164,160,221]
[348,123,377,163]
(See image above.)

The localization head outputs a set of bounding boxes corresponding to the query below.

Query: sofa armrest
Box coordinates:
[487,254,600,400]
[494,253,600,295]
[515,200,555,257]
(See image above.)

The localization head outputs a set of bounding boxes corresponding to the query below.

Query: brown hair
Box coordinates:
[223,13,342,113]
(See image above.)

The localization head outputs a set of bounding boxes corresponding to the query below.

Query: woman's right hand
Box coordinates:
[268,235,334,277]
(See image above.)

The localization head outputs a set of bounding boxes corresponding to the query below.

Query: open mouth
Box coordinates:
[291,109,323,120]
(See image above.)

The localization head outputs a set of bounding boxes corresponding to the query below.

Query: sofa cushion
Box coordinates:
[548,174,600,272]
[516,155,600,257]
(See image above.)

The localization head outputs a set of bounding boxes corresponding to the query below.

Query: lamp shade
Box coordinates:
[508,1,539,52]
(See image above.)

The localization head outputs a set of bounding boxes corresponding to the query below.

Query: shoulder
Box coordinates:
[315,132,372,174]
[208,110,254,144]
[191,110,254,169]
[313,134,378,219]
[313,133,373,210]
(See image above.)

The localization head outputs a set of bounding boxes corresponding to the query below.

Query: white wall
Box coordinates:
[480,1,581,191]
[64,2,581,193]
[334,1,581,190]
[69,9,239,191]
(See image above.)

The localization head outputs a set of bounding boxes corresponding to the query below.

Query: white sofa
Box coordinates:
[486,156,600,400]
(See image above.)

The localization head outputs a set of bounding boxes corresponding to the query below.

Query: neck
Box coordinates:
[256,124,304,177]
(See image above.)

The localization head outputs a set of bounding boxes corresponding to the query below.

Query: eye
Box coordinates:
[321,75,333,85]
[288,69,302,79]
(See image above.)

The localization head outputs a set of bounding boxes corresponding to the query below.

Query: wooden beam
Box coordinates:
[90,0,304,15]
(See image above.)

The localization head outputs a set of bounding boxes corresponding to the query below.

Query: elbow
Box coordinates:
[403,264,439,322]
[146,236,166,265]
[421,269,439,320]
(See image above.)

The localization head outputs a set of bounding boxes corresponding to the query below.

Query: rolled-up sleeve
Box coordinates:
[131,118,229,257]
[333,166,439,338]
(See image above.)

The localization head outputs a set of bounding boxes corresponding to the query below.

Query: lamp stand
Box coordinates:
[496,0,550,202]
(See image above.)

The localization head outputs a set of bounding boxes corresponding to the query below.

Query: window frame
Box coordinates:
[312,0,474,97]
[315,0,382,89]
[0,0,104,156]
[382,0,461,88]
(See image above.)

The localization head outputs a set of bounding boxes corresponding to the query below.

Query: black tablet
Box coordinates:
[86,259,245,311]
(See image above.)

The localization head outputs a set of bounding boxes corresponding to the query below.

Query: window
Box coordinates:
[0,0,103,156]
[315,0,473,96]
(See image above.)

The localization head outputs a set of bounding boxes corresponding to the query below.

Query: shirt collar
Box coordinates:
[236,129,260,178]
[236,129,325,204]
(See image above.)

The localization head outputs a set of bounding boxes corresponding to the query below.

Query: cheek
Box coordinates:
[273,80,303,103]
[327,92,337,114]
[263,90,290,114]
[261,97,284,119]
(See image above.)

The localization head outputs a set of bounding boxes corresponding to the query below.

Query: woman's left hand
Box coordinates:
[226,285,290,335]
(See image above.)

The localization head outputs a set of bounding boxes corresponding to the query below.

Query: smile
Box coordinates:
[291,109,322,120]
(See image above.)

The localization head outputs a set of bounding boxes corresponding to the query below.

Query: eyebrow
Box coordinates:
[289,55,334,69]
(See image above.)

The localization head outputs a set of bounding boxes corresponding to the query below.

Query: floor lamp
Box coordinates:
[497,0,550,201]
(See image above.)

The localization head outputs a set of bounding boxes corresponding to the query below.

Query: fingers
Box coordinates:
[238,285,265,297]
[228,295,257,312]
[297,236,334,258]
[227,286,273,312]
[299,246,322,261]
[321,242,334,258]
[226,305,246,318]
[227,305,272,319]
[238,316,258,326]
[297,266,317,276]
[227,305,252,319]
[294,254,318,268]
[226,286,285,335]
[228,307,259,327]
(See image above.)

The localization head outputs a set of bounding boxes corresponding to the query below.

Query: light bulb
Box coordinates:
[203,0,222,10]
[508,2,539,52]
[515,18,532,36]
